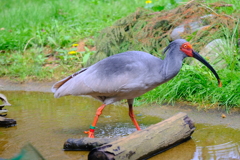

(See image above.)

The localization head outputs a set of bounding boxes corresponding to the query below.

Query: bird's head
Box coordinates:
[179,42,193,57]
[165,39,222,87]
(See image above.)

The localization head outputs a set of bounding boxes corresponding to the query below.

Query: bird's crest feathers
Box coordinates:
[163,39,188,54]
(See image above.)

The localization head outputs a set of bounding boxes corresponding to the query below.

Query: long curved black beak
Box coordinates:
[192,50,222,87]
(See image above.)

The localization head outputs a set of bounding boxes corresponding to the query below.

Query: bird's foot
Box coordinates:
[84,130,95,138]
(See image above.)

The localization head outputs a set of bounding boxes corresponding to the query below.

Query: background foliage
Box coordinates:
[0,0,239,109]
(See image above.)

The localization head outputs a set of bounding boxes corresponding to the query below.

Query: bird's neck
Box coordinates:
[161,51,185,81]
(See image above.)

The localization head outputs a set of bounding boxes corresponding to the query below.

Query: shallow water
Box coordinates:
[0,91,240,160]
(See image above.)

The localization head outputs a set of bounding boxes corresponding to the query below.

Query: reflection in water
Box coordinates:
[193,141,240,160]
[0,91,240,160]
[190,124,240,160]
[145,127,240,160]
[149,138,196,160]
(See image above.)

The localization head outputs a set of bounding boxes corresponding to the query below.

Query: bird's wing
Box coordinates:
[52,51,161,98]
[51,68,88,96]
[82,52,156,94]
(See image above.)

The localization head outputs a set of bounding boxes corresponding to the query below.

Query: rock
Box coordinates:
[196,39,227,69]
[0,93,11,116]
[170,25,185,40]
[170,14,214,40]
[0,116,16,127]
[0,94,15,125]
[0,109,8,116]
[0,93,11,108]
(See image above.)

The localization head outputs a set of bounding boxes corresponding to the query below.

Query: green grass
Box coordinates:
[136,63,240,111]
[0,0,238,52]
[0,0,147,51]
[0,0,239,109]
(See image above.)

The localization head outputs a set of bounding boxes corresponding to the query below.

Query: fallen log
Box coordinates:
[88,112,195,160]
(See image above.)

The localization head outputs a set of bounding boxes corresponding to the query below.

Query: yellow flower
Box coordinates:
[68,51,77,55]
[145,0,152,4]
[72,43,79,47]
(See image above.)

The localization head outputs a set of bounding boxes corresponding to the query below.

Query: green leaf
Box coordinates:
[152,5,165,11]
[82,52,91,64]
[47,36,57,46]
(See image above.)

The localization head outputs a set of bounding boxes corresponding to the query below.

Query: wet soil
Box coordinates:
[0,79,240,160]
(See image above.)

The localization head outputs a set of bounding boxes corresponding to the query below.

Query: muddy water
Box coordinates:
[0,91,240,160]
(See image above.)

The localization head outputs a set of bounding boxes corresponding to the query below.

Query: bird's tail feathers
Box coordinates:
[51,68,88,96]
[51,76,72,94]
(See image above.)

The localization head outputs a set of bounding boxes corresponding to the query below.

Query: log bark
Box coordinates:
[88,112,195,160]
[64,137,121,151]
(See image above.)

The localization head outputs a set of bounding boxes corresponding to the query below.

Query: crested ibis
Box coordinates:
[52,39,221,138]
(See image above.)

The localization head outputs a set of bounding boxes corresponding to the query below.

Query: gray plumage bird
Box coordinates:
[52,39,221,138]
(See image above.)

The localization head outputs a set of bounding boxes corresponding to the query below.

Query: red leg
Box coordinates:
[129,103,141,130]
[84,104,106,138]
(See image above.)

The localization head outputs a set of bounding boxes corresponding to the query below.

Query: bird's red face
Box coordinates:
[180,42,193,57]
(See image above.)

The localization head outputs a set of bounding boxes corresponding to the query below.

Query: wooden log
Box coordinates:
[64,137,121,151]
[88,112,195,160]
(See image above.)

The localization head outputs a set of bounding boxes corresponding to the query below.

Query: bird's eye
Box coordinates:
[183,44,187,48]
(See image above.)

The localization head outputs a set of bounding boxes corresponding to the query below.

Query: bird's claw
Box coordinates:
[84,131,95,138]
